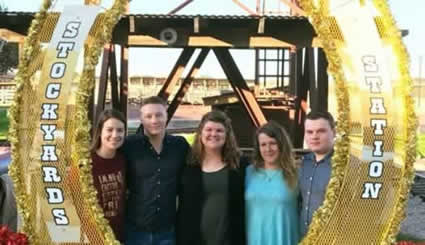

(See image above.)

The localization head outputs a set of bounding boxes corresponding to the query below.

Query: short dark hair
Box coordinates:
[305,111,335,129]
[141,96,167,107]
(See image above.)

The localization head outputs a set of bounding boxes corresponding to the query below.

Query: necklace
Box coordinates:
[262,169,281,182]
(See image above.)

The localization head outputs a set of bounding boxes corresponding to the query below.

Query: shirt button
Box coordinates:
[157,181,161,184]
[157,168,161,172]
[305,222,308,225]
[307,191,310,195]
[157,194,161,198]
[157,156,160,160]
[157,207,160,211]
[309,177,313,181]
[305,207,308,210]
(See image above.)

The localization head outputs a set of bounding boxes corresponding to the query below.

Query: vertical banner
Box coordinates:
[298,0,416,244]
[21,5,98,243]
[36,6,99,243]
[10,0,126,243]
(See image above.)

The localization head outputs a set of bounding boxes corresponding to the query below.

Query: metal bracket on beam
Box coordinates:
[129,15,135,33]
[258,17,265,34]
[194,17,200,34]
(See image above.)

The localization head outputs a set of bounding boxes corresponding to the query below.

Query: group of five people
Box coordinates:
[90,95,336,245]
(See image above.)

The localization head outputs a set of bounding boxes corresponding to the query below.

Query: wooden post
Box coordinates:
[157,48,195,100]
[95,44,112,123]
[167,48,210,123]
[120,45,129,119]
[213,48,267,128]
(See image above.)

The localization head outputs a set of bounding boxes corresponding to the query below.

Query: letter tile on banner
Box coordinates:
[21,5,98,243]
[297,0,417,244]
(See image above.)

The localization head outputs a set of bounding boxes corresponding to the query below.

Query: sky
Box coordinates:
[2,0,424,79]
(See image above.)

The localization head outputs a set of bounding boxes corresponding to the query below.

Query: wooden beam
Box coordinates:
[188,36,233,47]
[305,47,318,112]
[158,47,195,100]
[249,37,295,48]
[258,17,265,34]
[0,29,25,43]
[289,48,307,148]
[288,48,297,95]
[194,17,200,34]
[279,0,306,16]
[306,47,329,113]
[128,35,168,46]
[120,45,129,120]
[213,48,267,128]
[167,48,210,123]
[168,0,194,14]
[129,35,296,48]
[95,44,111,123]
[232,0,259,16]
[316,48,329,112]
[109,45,120,110]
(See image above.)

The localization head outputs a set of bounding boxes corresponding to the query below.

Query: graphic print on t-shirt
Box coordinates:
[97,171,124,217]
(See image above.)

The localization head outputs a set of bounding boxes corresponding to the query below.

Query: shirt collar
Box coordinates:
[303,150,334,164]
[141,133,171,145]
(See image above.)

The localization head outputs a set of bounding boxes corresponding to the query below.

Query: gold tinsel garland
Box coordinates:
[372,1,417,244]
[9,0,126,244]
[297,1,351,244]
[72,0,126,244]
[297,0,416,244]
[8,0,52,243]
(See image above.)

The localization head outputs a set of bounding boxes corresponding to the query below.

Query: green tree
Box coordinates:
[0,4,19,74]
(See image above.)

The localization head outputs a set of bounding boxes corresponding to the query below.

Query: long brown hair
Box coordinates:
[90,109,126,152]
[253,121,297,188]
[189,110,241,169]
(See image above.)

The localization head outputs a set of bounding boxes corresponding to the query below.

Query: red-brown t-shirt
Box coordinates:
[91,152,126,241]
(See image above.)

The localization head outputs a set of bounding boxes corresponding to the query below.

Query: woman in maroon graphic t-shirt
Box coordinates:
[90,109,127,242]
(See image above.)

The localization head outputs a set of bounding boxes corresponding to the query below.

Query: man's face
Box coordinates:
[140,103,167,137]
[304,118,335,156]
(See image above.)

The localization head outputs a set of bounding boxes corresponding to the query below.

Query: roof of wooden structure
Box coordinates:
[0,12,316,48]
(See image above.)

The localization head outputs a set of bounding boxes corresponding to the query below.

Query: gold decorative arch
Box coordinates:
[298,0,417,244]
[8,0,416,244]
[8,0,126,244]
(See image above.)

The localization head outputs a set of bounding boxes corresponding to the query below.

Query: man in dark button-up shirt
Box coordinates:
[123,96,190,245]
[298,111,335,238]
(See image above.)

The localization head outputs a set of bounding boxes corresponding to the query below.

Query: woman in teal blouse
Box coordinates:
[245,121,299,245]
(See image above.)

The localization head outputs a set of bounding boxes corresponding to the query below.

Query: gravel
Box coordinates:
[400,193,425,239]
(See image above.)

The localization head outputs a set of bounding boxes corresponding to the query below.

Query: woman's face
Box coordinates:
[100,118,125,152]
[258,133,280,166]
[201,121,226,151]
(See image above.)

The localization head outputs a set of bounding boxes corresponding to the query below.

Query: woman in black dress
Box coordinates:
[176,110,247,245]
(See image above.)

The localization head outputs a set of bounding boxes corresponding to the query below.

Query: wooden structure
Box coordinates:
[0,3,330,148]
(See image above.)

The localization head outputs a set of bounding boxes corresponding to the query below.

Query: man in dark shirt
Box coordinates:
[298,111,335,238]
[123,96,190,245]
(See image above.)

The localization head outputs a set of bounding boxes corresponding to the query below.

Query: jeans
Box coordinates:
[125,226,175,245]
